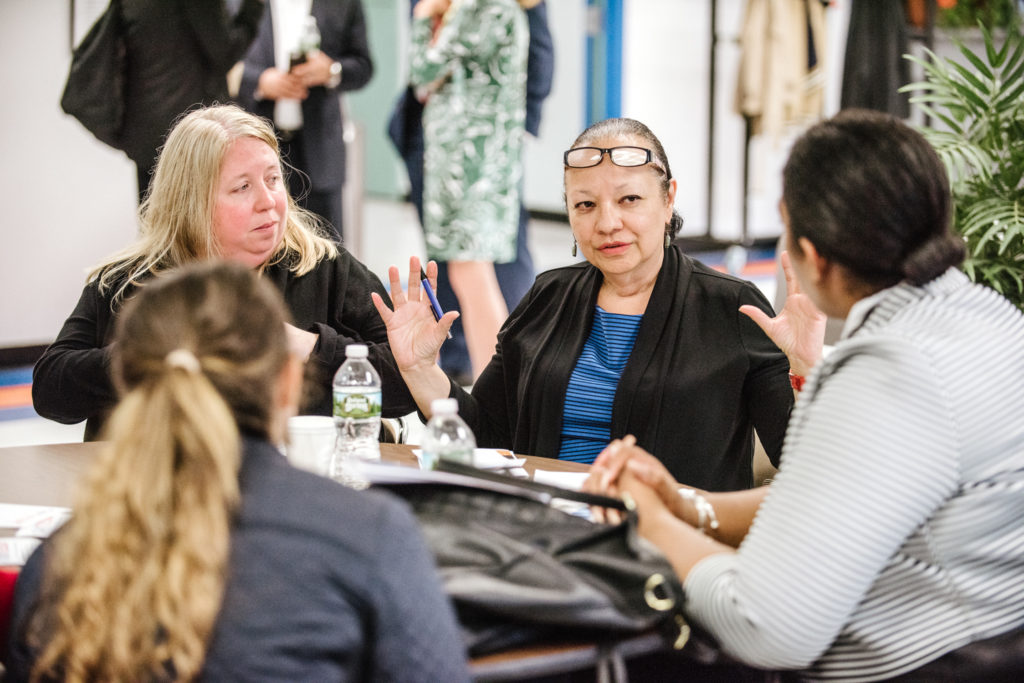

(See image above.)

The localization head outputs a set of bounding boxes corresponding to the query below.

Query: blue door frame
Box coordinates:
[585,0,623,125]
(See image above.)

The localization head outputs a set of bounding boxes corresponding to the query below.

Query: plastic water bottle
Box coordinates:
[331,344,381,486]
[289,15,321,68]
[421,399,475,470]
[300,15,321,56]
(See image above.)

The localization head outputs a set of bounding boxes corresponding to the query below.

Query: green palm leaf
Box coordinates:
[907,27,1024,311]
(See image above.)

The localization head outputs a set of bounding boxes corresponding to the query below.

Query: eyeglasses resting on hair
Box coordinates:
[563,146,654,169]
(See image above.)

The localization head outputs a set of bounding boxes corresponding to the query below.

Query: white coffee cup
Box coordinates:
[286,415,336,477]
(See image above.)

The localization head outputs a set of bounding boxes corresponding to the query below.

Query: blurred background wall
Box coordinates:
[3,0,982,351]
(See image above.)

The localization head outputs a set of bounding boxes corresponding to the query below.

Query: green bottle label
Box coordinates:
[333,389,382,419]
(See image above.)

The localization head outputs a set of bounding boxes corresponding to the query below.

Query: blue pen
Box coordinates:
[420,269,454,340]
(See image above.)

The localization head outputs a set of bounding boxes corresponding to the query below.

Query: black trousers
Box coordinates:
[280,131,343,242]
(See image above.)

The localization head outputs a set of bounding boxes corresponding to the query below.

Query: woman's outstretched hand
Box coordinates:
[738,250,827,377]
[371,256,459,373]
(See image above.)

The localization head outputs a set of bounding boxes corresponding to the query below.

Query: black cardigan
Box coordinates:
[32,249,416,440]
[454,245,794,491]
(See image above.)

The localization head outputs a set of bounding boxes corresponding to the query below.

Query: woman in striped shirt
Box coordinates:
[589,110,1024,680]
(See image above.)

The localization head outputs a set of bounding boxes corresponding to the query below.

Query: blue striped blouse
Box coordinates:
[558,306,643,463]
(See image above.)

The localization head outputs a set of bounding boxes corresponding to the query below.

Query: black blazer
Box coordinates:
[119,0,265,166]
[237,0,373,190]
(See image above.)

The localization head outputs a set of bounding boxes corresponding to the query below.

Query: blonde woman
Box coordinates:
[8,261,469,681]
[32,104,416,440]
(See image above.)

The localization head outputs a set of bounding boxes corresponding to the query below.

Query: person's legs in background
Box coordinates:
[395,104,535,384]
[495,198,535,309]
[398,120,473,382]
[281,133,343,242]
[433,262,471,383]
[447,260,508,378]
[433,201,534,384]
[435,201,533,384]
[303,185,343,243]
[136,158,155,205]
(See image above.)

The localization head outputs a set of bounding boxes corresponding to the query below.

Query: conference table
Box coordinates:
[0,441,669,681]
[0,441,594,507]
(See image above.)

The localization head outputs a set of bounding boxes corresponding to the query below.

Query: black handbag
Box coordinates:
[368,461,697,658]
[60,0,126,150]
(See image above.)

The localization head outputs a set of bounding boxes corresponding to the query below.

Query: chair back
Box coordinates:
[0,566,20,667]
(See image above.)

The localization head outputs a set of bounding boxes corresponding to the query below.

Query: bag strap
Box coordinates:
[435,460,628,511]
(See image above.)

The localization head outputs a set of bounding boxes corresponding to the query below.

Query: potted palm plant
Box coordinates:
[902,24,1024,311]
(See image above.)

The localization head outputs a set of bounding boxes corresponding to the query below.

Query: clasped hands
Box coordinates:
[258,50,336,101]
[584,435,696,530]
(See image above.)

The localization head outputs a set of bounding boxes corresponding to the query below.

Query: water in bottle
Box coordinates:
[421,398,475,470]
[331,344,381,487]
[290,15,321,68]
[300,15,321,55]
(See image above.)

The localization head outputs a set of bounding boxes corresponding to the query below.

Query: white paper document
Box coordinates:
[0,537,42,566]
[411,448,526,470]
[0,503,72,538]
[531,470,590,491]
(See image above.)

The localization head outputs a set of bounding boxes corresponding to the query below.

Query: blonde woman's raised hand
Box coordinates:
[371,256,458,373]
[738,250,826,377]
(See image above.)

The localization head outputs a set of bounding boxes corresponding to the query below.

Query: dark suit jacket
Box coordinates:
[119,0,265,167]
[451,245,794,491]
[7,437,471,681]
[237,0,373,190]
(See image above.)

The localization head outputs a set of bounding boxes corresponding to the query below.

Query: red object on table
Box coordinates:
[1,566,21,665]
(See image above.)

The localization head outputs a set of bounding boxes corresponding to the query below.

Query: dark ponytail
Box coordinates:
[783,109,965,290]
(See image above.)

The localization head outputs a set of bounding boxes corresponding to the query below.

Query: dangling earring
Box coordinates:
[664,232,671,248]
[571,239,578,257]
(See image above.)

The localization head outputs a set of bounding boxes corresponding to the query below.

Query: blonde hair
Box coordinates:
[30,262,292,682]
[91,104,337,303]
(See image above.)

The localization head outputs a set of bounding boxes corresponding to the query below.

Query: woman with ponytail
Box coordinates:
[7,262,469,682]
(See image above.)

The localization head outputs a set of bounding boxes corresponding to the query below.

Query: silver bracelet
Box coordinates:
[677,487,720,535]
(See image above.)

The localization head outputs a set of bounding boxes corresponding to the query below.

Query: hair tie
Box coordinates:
[165,349,201,374]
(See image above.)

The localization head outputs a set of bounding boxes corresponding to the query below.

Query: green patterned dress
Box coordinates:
[410,0,528,263]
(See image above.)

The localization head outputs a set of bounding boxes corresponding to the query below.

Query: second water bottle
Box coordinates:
[421,398,475,470]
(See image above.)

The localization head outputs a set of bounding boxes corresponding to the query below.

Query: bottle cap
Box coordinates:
[430,398,458,415]
[345,344,368,359]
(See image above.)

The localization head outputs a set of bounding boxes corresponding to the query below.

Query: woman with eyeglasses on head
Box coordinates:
[374,118,795,491]
[8,261,469,682]
[32,104,417,441]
